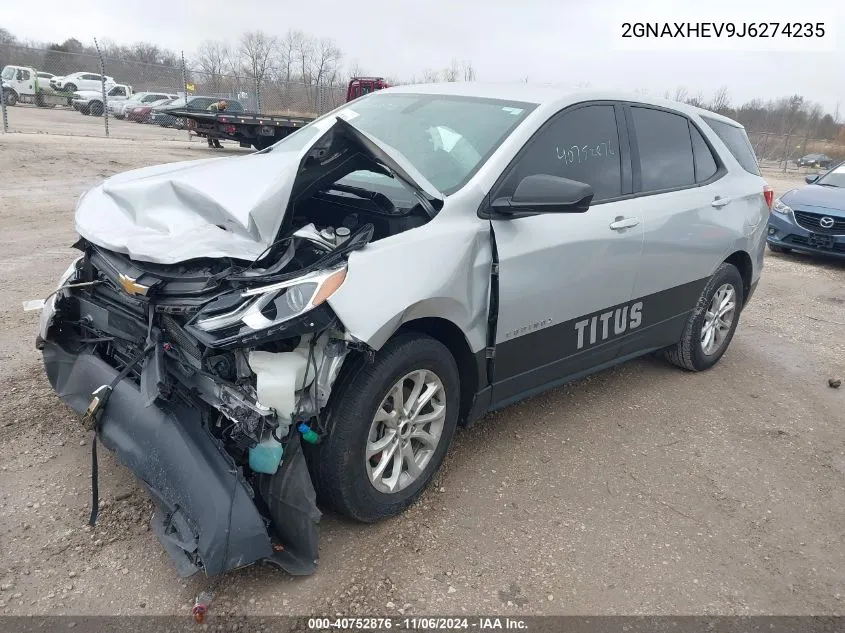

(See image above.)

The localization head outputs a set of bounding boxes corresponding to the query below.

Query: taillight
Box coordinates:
[223,124,237,134]
[763,184,774,210]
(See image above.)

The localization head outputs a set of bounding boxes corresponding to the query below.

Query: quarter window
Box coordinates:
[703,117,761,176]
[498,105,622,202]
[690,124,718,182]
[631,107,695,192]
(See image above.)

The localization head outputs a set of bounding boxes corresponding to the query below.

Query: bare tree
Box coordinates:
[710,86,730,113]
[461,60,476,82]
[802,102,824,153]
[421,68,440,83]
[442,59,460,82]
[311,37,342,86]
[834,101,841,124]
[0,27,16,45]
[195,40,230,93]
[295,34,315,86]
[672,86,688,103]
[239,30,278,111]
[685,91,705,108]
[278,30,304,85]
[347,61,366,81]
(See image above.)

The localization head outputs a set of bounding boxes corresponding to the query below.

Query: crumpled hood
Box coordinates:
[75,145,306,264]
[74,116,443,265]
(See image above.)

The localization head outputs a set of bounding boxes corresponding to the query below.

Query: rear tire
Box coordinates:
[308,333,460,523]
[664,263,744,372]
[89,101,103,116]
[767,243,791,254]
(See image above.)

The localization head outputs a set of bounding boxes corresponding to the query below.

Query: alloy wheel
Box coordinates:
[700,283,737,355]
[365,369,447,494]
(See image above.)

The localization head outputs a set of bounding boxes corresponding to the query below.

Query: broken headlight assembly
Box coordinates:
[186,267,346,348]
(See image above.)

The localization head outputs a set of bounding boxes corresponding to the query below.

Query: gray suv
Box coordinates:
[35,83,770,578]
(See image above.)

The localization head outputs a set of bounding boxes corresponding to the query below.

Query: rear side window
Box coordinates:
[690,124,718,182]
[631,107,694,191]
[498,104,623,202]
[703,118,760,175]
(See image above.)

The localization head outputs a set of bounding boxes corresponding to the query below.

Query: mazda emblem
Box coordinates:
[819,216,835,229]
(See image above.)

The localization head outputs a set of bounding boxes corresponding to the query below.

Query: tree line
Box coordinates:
[665,86,842,143]
[1,24,842,146]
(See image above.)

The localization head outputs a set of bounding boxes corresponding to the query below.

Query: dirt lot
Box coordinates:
[0,108,843,619]
[2,102,201,141]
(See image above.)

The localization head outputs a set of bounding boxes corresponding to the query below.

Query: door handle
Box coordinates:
[712,196,731,208]
[609,217,640,231]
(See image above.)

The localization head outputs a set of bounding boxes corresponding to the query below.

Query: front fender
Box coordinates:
[327,215,490,353]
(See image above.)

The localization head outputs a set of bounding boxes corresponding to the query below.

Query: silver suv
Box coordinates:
[36,83,770,578]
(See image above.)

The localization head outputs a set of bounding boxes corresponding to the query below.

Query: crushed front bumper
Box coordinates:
[41,339,319,577]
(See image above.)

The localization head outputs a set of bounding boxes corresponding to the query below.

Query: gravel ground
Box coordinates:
[0,109,843,619]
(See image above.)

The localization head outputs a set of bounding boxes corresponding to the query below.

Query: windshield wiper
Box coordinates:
[816,183,841,188]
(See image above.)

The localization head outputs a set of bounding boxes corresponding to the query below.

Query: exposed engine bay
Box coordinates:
[38,147,435,577]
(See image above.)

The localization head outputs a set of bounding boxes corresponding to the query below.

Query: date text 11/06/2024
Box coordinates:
[307,617,529,630]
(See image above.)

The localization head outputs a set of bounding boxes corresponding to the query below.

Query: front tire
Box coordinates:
[3,90,17,106]
[89,101,103,116]
[664,263,744,372]
[309,333,460,522]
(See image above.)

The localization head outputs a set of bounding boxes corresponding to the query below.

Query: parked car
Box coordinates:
[767,161,845,258]
[127,98,176,123]
[795,153,834,169]
[72,84,134,116]
[50,72,116,93]
[109,91,177,119]
[151,96,241,128]
[35,84,770,579]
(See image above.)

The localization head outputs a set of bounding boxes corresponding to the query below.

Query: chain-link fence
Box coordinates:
[1,43,346,139]
[748,130,845,172]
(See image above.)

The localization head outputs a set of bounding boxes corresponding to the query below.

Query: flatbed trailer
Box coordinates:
[170,109,316,150]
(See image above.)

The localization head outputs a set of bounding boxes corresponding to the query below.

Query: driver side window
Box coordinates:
[497,104,623,202]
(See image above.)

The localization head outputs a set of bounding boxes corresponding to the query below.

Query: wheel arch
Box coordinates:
[394,317,482,427]
[723,250,753,304]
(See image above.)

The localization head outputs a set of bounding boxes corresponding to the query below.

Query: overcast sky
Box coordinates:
[3,0,843,112]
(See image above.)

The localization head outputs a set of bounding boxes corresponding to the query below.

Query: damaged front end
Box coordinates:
[36,111,444,577]
[37,228,366,577]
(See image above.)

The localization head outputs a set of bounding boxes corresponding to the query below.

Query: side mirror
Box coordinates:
[490,174,594,217]
[805,174,820,184]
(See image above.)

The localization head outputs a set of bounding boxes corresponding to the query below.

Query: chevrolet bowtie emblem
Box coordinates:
[118,273,150,296]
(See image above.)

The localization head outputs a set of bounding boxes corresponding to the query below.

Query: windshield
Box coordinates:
[816,164,845,188]
[267,92,536,194]
[1,67,14,80]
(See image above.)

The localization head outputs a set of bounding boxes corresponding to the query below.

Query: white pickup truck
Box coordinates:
[1,65,63,106]
[72,84,134,116]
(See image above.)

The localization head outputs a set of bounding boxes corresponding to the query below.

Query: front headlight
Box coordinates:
[772,198,793,215]
[194,267,347,333]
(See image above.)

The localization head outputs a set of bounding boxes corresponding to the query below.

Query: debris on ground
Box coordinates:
[192,590,214,623]
[829,378,841,389]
